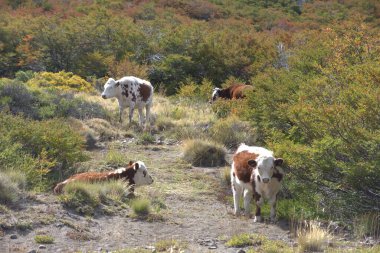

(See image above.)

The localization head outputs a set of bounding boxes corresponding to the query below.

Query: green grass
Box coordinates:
[34,235,54,244]
[130,198,151,216]
[225,233,267,247]
[353,212,380,239]
[104,149,128,167]
[0,172,21,204]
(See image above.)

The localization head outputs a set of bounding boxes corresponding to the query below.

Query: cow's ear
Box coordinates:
[134,162,139,170]
[275,158,283,166]
[129,160,134,166]
[248,159,257,167]
[115,81,120,87]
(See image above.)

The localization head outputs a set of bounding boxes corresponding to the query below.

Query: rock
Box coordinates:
[10,234,17,239]
[27,250,36,253]
[208,245,217,249]
[236,250,246,253]
[39,245,47,249]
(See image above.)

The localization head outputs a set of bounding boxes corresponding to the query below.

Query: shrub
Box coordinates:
[85,118,123,141]
[137,133,155,145]
[0,113,86,191]
[210,116,257,149]
[27,71,93,92]
[0,172,20,204]
[154,239,188,252]
[182,139,226,167]
[34,235,54,244]
[130,198,151,216]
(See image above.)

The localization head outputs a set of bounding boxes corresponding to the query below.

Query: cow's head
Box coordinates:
[210,87,221,103]
[254,156,283,184]
[101,78,120,99]
[131,161,154,186]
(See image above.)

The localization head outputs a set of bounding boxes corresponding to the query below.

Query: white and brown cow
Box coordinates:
[210,84,253,103]
[101,76,153,127]
[231,143,284,222]
[54,161,153,194]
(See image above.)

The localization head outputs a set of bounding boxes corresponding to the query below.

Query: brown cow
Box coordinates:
[53,161,153,194]
[210,84,253,103]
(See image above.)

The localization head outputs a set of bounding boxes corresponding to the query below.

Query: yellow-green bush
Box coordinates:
[27,71,93,92]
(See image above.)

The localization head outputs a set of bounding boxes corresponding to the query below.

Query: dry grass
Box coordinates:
[182,139,226,167]
[297,220,332,252]
[353,212,380,239]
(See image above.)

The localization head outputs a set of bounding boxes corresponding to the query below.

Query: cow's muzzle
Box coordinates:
[262,178,270,184]
[101,94,107,99]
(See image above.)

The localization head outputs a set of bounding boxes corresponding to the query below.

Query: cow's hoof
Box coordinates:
[254,216,262,222]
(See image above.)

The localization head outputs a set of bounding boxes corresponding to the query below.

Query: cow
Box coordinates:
[54,161,154,194]
[101,76,153,128]
[210,84,253,103]
[231,143,284,222]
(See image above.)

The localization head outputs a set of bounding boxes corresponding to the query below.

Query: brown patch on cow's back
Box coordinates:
[233,151,259,183]
[138,83,152,102]
[231,84,253,99]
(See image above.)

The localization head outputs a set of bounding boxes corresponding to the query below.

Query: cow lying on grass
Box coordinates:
[54,161,154,194]
[210,84,253,103]
[231,143,284,222]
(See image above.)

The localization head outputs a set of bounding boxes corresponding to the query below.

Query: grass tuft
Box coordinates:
[353,212,380,239]
[130,198,151,216]
[225,233,266,248]
[0,172,21,204]
[182,139,226,167]
[154,239,188,252]
[297,220,331,252]
[34,235,54,244]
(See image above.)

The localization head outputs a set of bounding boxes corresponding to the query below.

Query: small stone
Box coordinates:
[39,245,47,249]
[10,234,17,239]
[97,247,103,252]
[27,250,37,253]
[208,245,217,249]
[236,250,246,253]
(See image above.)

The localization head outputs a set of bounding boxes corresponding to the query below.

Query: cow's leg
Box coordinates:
[119,107,123,123]
[243,188,252,217]
[145,104,151,128]
[269,195,277,222]
[232,181,242,216]
[129,103,135,124]
[137,105,144,127]
[254,194,263,222]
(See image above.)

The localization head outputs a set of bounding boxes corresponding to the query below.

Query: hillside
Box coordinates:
[0,0,380,252]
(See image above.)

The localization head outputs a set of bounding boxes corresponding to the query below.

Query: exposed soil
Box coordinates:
[1,139,303,253]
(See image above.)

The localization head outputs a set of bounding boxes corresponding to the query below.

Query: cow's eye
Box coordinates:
[143,171,147,177]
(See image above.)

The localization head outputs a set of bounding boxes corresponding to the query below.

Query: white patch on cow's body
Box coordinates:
[101,76,153,128]
[231,164,253,216]
[232,143,284,222]
[133,161,154,186]
[211,88,221,102]
[114,167,126,174]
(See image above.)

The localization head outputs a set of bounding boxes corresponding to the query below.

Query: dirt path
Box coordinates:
[1,141,293,253]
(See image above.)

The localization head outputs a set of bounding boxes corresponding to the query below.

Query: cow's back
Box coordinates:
[230,84,253,99]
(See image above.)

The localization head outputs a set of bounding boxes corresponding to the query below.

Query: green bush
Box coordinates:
[182,139,226,167]
[60,182,100,215]
[0,113,86,191]
[210,116,257,148]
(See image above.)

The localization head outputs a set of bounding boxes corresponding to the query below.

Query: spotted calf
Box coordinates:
[54,161,153,194]
[231,143,284,222]
[101,76,153,128]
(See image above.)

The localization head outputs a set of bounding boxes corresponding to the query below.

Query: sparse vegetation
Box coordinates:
[225,233,266,248]
[154,239,188,252]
